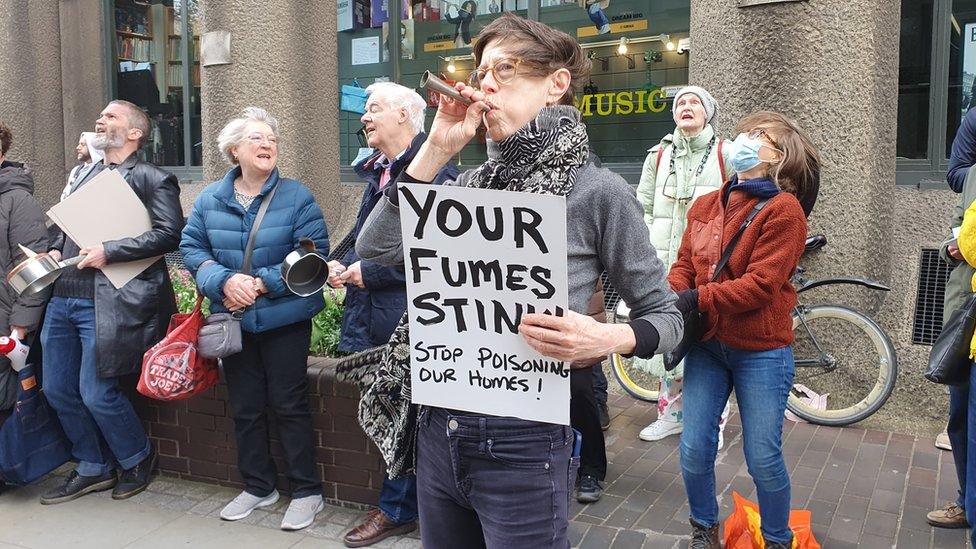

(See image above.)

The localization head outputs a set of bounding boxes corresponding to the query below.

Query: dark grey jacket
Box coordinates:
[0,161,50,410]
[942,165,976,325]
[51,154,183,378]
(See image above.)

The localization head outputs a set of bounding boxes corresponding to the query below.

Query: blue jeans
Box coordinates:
[380,475,418,524]
[947,366,976,545]
[416,407,577,548]
[41,297,150,476]
[680,339,794,544]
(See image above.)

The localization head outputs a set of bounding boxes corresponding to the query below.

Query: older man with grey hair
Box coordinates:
[331,82,457,547]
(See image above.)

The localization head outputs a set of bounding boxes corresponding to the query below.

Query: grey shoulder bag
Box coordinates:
[198,184,279,359]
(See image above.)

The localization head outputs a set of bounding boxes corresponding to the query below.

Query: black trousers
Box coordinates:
[222,319,321,498]
[570,367,607,480]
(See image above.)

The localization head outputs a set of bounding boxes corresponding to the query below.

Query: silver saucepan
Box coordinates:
[281,239,330,297]
[7,244,86,297]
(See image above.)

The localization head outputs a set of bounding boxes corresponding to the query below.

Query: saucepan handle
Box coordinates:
[298,238,316,252]
[59,254,87,268]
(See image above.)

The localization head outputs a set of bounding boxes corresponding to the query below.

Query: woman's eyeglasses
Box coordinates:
[246,133,277,146]
[748,128,780,151]
[467,58,523,89]
[661,171,697,202]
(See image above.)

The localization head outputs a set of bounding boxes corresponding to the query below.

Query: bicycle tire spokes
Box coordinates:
[788,304,897,426]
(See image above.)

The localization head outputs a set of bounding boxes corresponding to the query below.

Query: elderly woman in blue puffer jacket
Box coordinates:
[180,107,329,532]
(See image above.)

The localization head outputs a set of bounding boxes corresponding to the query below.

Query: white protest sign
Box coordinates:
[398,183,570,425]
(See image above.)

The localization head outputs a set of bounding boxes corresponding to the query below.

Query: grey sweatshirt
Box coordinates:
[356,162,683,357]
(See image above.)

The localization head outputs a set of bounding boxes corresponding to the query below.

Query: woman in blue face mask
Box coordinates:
[667,111,820,549]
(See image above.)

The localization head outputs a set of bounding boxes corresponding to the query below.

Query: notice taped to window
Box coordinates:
[398,183,570,425]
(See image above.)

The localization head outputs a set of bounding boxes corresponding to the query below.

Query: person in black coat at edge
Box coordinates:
[330,82,457,548]
[40,100,183,505]
[0,121,50,414]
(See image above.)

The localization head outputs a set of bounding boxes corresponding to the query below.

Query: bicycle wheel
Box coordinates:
[788,304,897,426]
[610,353,661,403]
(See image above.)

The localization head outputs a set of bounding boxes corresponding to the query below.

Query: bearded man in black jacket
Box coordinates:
[40,100,184,505]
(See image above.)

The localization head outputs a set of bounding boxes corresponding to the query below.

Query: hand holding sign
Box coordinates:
[519,311,634,364]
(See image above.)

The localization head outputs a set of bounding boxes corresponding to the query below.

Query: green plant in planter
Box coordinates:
[170,267,209,315]
[310,289,345,357]
[169,268,346,356]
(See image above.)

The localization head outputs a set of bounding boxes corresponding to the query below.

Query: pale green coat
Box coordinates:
[636,124,732,268]
[633,124,731,376]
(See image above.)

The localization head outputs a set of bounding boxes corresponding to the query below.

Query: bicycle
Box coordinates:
[610,234,898,426]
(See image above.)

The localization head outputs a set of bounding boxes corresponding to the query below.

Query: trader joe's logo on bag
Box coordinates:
[143,342,196,398]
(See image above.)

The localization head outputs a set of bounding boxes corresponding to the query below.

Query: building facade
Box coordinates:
[0,0,963,431]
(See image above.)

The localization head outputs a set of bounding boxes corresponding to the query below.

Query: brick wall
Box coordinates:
[130,357,385,507]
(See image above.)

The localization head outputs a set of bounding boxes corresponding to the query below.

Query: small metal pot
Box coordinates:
[7,244,86,297]
[281,239,330,297]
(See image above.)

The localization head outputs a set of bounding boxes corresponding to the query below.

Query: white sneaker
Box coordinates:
[717,429,724,451]
[639,419,683,441]
[220,490,279,521]
[936,431,952,451]
[280,494,325,531]
[598,24,611,34]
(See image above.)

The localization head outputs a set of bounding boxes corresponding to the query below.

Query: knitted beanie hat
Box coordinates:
[673,86,718,125]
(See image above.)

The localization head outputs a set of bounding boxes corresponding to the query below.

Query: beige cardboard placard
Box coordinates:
[47,169,159,289]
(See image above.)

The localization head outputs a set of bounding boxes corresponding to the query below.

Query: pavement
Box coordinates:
[0,391,968,549]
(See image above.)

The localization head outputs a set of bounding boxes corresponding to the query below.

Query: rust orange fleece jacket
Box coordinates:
[667,186,807,351]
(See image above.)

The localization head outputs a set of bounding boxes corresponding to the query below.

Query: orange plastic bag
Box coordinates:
[723,492,821,549]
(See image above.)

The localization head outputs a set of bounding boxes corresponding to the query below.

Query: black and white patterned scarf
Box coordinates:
[338,105,589,478]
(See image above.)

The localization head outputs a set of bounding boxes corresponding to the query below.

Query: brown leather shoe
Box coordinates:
[343,508,417,547]
[927,502,969,528]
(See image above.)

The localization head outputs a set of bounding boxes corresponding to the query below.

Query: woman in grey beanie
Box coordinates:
[632,85,733,445]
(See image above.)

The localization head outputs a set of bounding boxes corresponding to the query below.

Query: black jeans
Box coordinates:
[591,362,608,405]
[416,407,577,548]
[571,367,607,480]
[222,320,321,498]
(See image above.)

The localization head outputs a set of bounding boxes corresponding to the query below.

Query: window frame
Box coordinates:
[104,0,203,180]
[338,0,653,186]
[898,0,955,189]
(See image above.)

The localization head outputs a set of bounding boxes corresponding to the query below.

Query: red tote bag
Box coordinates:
[138,292,219,401]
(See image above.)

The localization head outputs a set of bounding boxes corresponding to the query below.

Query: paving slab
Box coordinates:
[0,387,971,548]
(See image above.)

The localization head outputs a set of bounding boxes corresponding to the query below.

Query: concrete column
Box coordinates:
[59,0,111,179]
[0,1,66,207]
[199,1,346,230]
[689,0,900,286]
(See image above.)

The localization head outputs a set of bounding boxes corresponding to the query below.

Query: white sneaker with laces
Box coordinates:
[220,489,279,521]
[639,419,683,441]
[281,494,325,531]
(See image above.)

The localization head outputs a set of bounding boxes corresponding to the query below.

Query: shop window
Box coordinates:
[112,0,201,168]
[947,0,976,156]
[897,0,934,160]
[337,0,394,167]
[337,0,528,168]
[541,0,690,163]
